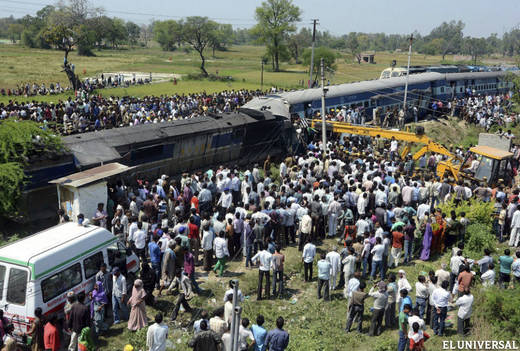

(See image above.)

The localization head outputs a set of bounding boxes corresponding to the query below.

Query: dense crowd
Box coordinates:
[0,73,153,98]
[10,114,517,351]
[0,90,262,135]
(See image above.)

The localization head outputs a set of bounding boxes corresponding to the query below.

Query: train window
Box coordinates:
[471,80,475,85]
[364,101,369,108]
[440,87,444,93]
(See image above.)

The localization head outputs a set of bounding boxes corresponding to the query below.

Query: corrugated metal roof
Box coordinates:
[49,162,133,187]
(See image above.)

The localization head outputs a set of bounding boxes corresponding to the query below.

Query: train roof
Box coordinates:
[278,72,444,105]
[241,96,290,117]
[63,111,275,167]
[278,71,514,105]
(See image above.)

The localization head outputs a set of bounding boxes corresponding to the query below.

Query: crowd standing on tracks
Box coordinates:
[1,93,520,351]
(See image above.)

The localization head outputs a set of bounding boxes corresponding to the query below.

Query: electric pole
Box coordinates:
[309,19,319,88]
[320,58,327,158]
[261,58,264,91]
[403,33,414,117]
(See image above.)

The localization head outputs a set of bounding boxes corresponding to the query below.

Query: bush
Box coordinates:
[127,327,148,350]
[439,199,495,228]
[464,223,497,258]
[473,286,520,337]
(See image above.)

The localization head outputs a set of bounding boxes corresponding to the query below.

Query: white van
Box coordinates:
[0,222,139,342]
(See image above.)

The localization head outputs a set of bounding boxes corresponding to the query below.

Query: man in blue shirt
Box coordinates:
[148,235,162,288]
[251,314,267,351]
[317,252,331,301]
[265,317,289,351]
[399,289,413,312]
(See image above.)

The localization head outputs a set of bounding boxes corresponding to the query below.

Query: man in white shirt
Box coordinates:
[112,267,127,324]
[133,221,147,261]
[481,262,496,287]
[299,213,312,251]
[415,275,429,320]
[238,318,255,351]
[252,243,273,300]
[325,247,341,290]
[342,248,357,298]
[370,237,385,280]
[213,232,230,277]
[455,290,473,336]
[302,239,316,282]
[217,188,233,210]
[431,280,450,336]
[509,208,520,247]
[146,313,168,351]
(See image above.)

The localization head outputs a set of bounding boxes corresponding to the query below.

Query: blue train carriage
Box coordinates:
[444,71,514,99]
[278,72,443,121]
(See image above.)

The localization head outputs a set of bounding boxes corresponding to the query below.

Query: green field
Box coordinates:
[1,43,502,104]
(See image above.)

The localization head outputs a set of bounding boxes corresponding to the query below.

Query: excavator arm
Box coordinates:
[310,119,463,179]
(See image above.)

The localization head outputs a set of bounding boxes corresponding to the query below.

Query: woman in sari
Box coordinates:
[127,279,147,331]
[90,281,108,335]
[420,219,433,261]
[431,210,444,254]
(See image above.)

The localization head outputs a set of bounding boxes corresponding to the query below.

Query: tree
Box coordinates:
[209,23,234,57]
[346,32,362,64]
[464,37,489,64]
[105,18,127,48]
[427,20,465,59]
[0,119,64,222]
[422,38,446,56]
[153,20,183,51]
[7,23,23,43]
[126,21,141,46]
[287,28,312,63]
[182,16,218,77]
[302,46,337,86]
[252,0,301,72]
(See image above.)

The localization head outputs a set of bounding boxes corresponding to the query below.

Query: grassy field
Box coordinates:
[3,43,513,105]
[97,236,512,351]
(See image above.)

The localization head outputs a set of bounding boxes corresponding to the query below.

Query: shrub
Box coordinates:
[127,327,148,350]
[464,223,497,258]
[473,286,520,337]
[439,199,495,229]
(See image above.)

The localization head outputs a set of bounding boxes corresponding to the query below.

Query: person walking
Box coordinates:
[252,243,273,300]
[171,270,193,321]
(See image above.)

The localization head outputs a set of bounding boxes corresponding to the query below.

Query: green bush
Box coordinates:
[439,199,495,229]
[473,286,520,337]
[464,223,497,258]
[127,327,148,350]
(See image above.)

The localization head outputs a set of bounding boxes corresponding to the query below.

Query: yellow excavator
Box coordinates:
[310,119,514,186]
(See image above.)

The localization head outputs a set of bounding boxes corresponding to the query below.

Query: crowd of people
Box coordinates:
[0,89,261,135]
[36,106,519,351]
[0,82,67,97]
[2,89,519,350]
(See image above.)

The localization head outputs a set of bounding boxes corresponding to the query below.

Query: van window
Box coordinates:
[41,263,82,303]
[108,242,126,270]
[0,265,5,299]
[84,252,104,279]
[6,268,28,305]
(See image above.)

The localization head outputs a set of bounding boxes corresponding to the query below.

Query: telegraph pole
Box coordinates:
[308,19,319,88]
[320,58,327,158]
[261,58,264,91]
[403,34,414,114]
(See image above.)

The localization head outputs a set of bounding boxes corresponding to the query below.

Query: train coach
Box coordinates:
[245,71,516,120]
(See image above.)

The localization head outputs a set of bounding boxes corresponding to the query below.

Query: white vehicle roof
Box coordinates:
[0,222,117,280]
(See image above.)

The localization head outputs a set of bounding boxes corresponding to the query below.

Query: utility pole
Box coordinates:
[308,19,319,88]
[403,34,414,116]
[230,280,240,351]
[320,58,327,158]
[261,58,264,91]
